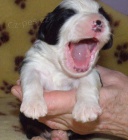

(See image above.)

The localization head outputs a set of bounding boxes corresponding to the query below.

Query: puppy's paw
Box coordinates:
[72,101,102,122]
[20,98,47,119]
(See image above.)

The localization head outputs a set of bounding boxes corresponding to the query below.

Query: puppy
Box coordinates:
[20,0,112,139]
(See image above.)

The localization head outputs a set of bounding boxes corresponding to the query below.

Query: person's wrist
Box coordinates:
[94,89,128,139]
[95,112,128,139]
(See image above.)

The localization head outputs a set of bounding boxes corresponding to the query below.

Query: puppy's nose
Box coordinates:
[96,20,102,26]
[92,20,103,32]
[93,20,102,26]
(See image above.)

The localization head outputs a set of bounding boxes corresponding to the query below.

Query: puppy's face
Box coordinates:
[38,0,112,77]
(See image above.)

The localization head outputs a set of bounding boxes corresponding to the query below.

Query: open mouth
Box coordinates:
[66,38,98,73]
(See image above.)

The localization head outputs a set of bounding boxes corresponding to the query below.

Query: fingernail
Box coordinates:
[11,88,22,101]
[11,88,19,96]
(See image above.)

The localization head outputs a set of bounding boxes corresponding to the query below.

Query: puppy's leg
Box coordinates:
[20,69,47,119]
[72,70,102,122]
[51,130,69,140]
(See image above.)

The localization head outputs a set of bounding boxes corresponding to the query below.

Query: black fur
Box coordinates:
[99,7,113,50]
[102,35,113,50]
[99,7,111,22]
[38,6,76,45]
[20,113,52,139]
[20,113,88,140]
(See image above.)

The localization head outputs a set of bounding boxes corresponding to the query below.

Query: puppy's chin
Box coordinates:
[60,63,93,78]
[59,38,99,78]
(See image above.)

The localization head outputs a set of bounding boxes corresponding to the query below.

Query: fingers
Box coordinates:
[43,120,69,130]
[96,65,127,87]
[11,85,22,101]
[96,65,112,77]
[96,65,118,86]
[44,90,76,115]
[39,114,70,130]
[11,84,76,115]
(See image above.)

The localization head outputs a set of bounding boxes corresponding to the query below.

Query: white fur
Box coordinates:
[60,0,100,13]
[20,0,111,122]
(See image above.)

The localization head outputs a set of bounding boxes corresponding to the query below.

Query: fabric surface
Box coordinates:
[0,0,128,140]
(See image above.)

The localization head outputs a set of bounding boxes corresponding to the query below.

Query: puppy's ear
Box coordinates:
[38,6,76,45]
[99,7,111,22]
[99,7,113,50]
[38,12,56,44]
[102,35,113,50]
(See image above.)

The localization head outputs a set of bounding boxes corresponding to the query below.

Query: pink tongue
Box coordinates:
[71,43,91,67]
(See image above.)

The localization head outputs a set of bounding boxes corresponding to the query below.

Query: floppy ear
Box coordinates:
[99,7,111,22]
[37,6,76,45]
[37,12,57,45]
[102,35,113,50]
[99,8,113,50]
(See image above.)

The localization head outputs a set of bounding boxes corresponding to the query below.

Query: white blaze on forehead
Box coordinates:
[60,0,100,13]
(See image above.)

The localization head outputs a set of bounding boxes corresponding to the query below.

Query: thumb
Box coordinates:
[96,65,115,86]
[44,90,76,115]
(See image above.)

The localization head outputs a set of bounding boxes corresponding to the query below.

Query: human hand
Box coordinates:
[38,65,128,136]
[11,84,97,134]
[11,66,128,138]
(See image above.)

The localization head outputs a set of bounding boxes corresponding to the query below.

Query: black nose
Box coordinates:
[96,20,102,25]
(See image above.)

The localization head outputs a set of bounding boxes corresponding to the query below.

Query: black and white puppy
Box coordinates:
[20,0,112,139]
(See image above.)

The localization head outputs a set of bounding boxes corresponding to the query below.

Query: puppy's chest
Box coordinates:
[41,72,79,91]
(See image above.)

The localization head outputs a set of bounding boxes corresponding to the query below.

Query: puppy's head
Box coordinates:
[38,0,112,77]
